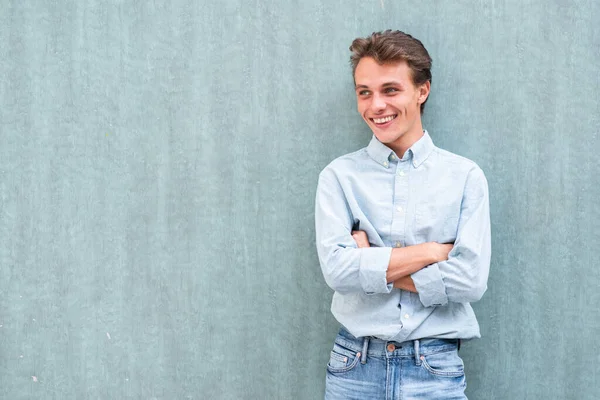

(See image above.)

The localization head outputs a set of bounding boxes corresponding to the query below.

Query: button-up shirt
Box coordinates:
[315,131,491,341]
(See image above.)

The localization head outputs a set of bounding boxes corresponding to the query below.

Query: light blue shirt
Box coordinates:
[315,131,491,341]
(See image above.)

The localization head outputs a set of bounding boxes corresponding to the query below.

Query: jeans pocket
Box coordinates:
[326,343,360,373]
[420,350,465,377]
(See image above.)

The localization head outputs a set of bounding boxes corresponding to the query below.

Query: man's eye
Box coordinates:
[358,90,371,96]
[384,87,399,93]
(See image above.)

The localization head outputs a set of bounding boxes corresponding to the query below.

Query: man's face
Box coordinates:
[354,57,430,155]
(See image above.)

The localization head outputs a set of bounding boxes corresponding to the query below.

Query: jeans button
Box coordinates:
[387,343,396,352]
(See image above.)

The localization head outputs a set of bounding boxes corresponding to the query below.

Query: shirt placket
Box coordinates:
[391,153,415,338]
[390,154,409,248]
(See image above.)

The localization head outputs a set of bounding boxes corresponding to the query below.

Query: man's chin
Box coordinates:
[372,132,397,144]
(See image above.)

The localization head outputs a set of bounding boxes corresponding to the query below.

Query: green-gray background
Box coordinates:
[1,1,599,399]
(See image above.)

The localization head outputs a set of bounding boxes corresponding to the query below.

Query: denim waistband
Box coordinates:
[336,327,460,360]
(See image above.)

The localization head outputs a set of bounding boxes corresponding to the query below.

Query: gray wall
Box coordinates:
[1,1,599,399]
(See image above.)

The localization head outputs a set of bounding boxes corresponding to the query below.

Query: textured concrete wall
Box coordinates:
[1,1,599,399]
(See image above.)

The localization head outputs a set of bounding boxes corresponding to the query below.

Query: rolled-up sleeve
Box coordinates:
[315,169,393,295]
[412,167,491,307]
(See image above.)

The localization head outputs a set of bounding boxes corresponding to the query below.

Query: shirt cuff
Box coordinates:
[359,247,393,294]
[412,263,448,307]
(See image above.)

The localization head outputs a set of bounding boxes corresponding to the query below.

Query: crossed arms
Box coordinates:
[350,230,452,293]
[315,166,491,307]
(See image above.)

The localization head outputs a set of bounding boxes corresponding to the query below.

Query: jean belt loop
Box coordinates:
[361,337,369,364]
[414,339,421,366]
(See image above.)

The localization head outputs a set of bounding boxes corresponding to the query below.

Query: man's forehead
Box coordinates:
[354,60,412,87]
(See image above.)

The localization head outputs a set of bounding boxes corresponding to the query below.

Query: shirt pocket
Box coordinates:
[443,216,459,240]
[414,204,459,243]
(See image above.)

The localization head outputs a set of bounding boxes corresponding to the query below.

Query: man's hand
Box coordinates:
[429,243,453,263]
[351,230,370,248]
[393,276,417,292]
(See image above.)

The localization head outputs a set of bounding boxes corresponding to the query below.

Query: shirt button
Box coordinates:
[396,206,403,213]
[390,155,396,160]
[383,161,389,167]
[404,314,410,319]
[387,343,396,352]
[398,170,405,176]
[395,242,403,248]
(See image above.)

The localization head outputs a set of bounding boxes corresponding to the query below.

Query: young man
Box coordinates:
[315,30,491,399]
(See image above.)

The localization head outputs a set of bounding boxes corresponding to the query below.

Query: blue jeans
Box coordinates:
[325,327,467,399]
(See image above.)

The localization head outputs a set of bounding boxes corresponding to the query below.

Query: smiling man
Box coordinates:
[315,30,491,399]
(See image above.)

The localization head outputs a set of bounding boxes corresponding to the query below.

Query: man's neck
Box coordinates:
[388,125,424,158]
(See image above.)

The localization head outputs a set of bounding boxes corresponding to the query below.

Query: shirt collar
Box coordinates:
[366,130,435,168]
[366,135,395,167]
[409,130,435,168]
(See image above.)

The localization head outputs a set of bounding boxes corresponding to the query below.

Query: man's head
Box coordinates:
[350,30,432,156]
[350,30,432,114]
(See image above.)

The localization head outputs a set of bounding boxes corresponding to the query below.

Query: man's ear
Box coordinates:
[417,81,431,105]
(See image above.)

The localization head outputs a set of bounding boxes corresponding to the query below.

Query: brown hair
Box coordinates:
[350,30,432,114]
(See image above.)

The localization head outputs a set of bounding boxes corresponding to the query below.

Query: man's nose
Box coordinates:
[370,93,386,112]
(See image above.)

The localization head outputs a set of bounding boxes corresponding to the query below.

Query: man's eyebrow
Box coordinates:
[355,81,404,90]
[381,81,403,87]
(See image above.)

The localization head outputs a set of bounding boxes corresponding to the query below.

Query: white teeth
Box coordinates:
[373,115,396,124]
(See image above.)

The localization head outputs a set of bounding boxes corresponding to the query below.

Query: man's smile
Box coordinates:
[370,114,397,125]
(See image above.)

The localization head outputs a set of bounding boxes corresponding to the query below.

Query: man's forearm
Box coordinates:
[385,243,437,283]
[351,231,449,289]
